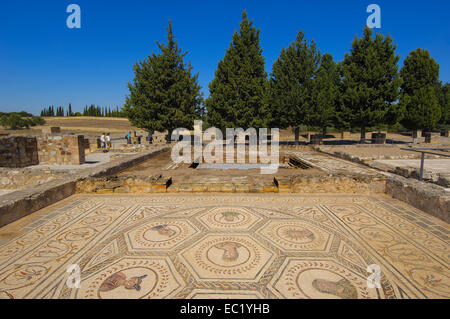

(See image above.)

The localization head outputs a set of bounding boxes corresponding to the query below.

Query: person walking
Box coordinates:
[148,131,153,144]
[100,133,106,150]
[125,132,131,144]
[106,133,111,150]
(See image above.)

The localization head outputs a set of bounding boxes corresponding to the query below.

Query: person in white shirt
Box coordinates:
[106,133,111,149]
[100,133,106,149]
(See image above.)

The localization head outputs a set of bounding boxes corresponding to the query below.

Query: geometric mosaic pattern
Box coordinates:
[0,194,448,299]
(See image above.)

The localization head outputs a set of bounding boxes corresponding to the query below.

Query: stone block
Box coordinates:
[0,136,39,168]
[42,127,61,134]
[340,131,351,139]
[37,134,85,165]
[423,132,440,144]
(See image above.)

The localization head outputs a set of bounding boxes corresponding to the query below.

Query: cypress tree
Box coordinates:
[439,83,450,125]
[400,49,442,132]
[308,53,339,137]
[269,30,320,142]
[124,20,203,135]
[340,27,401,142]
[206,11,268,131]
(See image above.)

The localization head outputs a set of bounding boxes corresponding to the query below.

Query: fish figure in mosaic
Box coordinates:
[282,227,315,241]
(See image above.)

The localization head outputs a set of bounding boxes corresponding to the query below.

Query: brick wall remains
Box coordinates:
[0,136,39,168]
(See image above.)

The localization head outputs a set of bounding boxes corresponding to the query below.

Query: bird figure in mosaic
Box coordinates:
[312,278,358,299]
[99,272,148,292]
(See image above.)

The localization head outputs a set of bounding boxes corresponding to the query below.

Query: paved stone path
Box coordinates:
[287,150,380,176]
[0,193,448,299]
[29,153,111,171]
[375,159,450,174]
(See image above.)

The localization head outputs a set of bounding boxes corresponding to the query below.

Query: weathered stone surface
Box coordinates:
[0,146,168,227]
[41,126,61,134]
[385,174,450,223]
[37,134,85,165]
[0,167,66,189]
[0,136,39,168]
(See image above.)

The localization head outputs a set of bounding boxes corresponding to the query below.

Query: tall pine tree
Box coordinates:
[340,27,401,142]
[308,53,339,137]
[269,30,320,143]
[400,48,441,132]
[124,20,203,135]
[206,11,268,130]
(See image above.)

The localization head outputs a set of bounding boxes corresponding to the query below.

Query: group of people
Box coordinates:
[124,131,153,144]
[100,133,111,150]
[100,131,153,151]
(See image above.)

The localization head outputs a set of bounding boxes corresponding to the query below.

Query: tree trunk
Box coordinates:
[412,130,418,143]
[166,129,173,144]
[322,126,327,138]
[294,127,300,145]
[360,126,366,144]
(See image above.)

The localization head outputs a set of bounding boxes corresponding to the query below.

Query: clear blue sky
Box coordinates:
[0,0,449,115]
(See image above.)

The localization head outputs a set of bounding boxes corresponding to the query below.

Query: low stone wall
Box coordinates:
[0,167,66,190]
[37,134,85,165]
[83,137,101,154]
[76,174,386,195]
[41,126,61,134]
[0,146,168,227]
[76,175,171,194]
[385,175,450,223]
[0,136,39,168]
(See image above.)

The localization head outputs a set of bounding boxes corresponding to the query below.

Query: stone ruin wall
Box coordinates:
[37,134,86,165]
[0,136,39,168]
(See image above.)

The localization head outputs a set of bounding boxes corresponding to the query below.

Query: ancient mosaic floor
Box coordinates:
[0,194,448,299]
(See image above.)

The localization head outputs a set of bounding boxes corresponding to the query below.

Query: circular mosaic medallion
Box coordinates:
[126,220,197,250]
[260,220,331,251]
[79,258,183,299]
[198,207,261,231]
[181,235,274,281]
[206,242,251,267]
[270,260,379,299]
